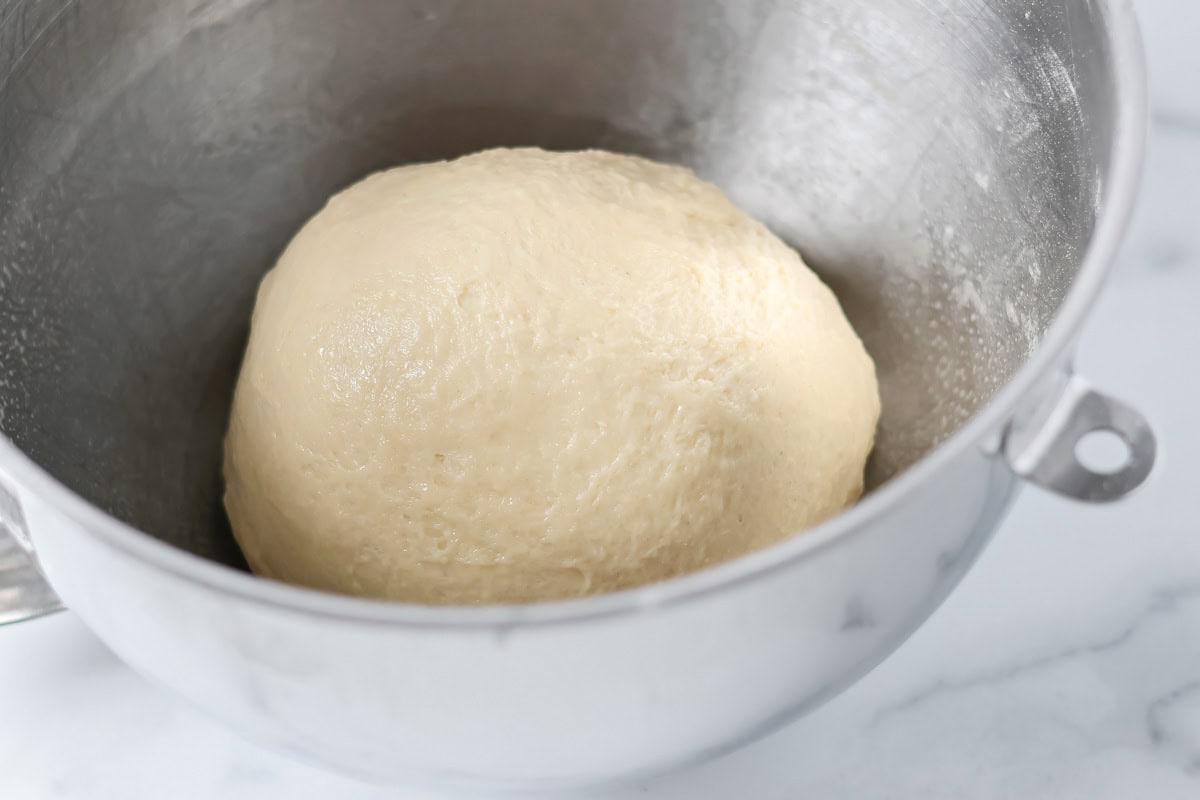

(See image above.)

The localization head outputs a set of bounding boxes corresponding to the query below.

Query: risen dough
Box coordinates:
[224,148,879,605]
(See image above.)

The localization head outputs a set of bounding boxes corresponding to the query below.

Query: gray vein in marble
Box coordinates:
[1146,242,1193,272]
[1153,110,1200,137]
[1146,679,1200,774]
[871,584,1200,727]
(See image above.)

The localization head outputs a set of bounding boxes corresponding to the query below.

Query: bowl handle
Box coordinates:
[0,481,64,625]
[1005,372,1156,503]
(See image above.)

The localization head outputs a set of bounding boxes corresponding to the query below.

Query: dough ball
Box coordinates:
[223,148,879,605]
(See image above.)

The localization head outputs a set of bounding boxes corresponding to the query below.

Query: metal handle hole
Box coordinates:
[1074,428,1133,476]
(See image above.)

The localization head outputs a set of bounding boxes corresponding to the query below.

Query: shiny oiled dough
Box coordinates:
[223,148,880,605]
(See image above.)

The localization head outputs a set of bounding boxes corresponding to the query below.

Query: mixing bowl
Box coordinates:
[0,0,1152,791]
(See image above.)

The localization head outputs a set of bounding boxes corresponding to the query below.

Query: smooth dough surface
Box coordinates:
[224,148,880,605]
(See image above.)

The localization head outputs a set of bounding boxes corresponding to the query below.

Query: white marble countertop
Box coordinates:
[3,2,1198,798]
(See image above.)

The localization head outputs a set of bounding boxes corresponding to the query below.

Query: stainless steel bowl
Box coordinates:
[0,0,1151,791]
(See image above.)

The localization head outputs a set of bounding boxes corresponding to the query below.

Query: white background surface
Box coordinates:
[3,1,1199,797]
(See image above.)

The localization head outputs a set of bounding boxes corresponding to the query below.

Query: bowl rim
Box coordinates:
[0,0,1148,630]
